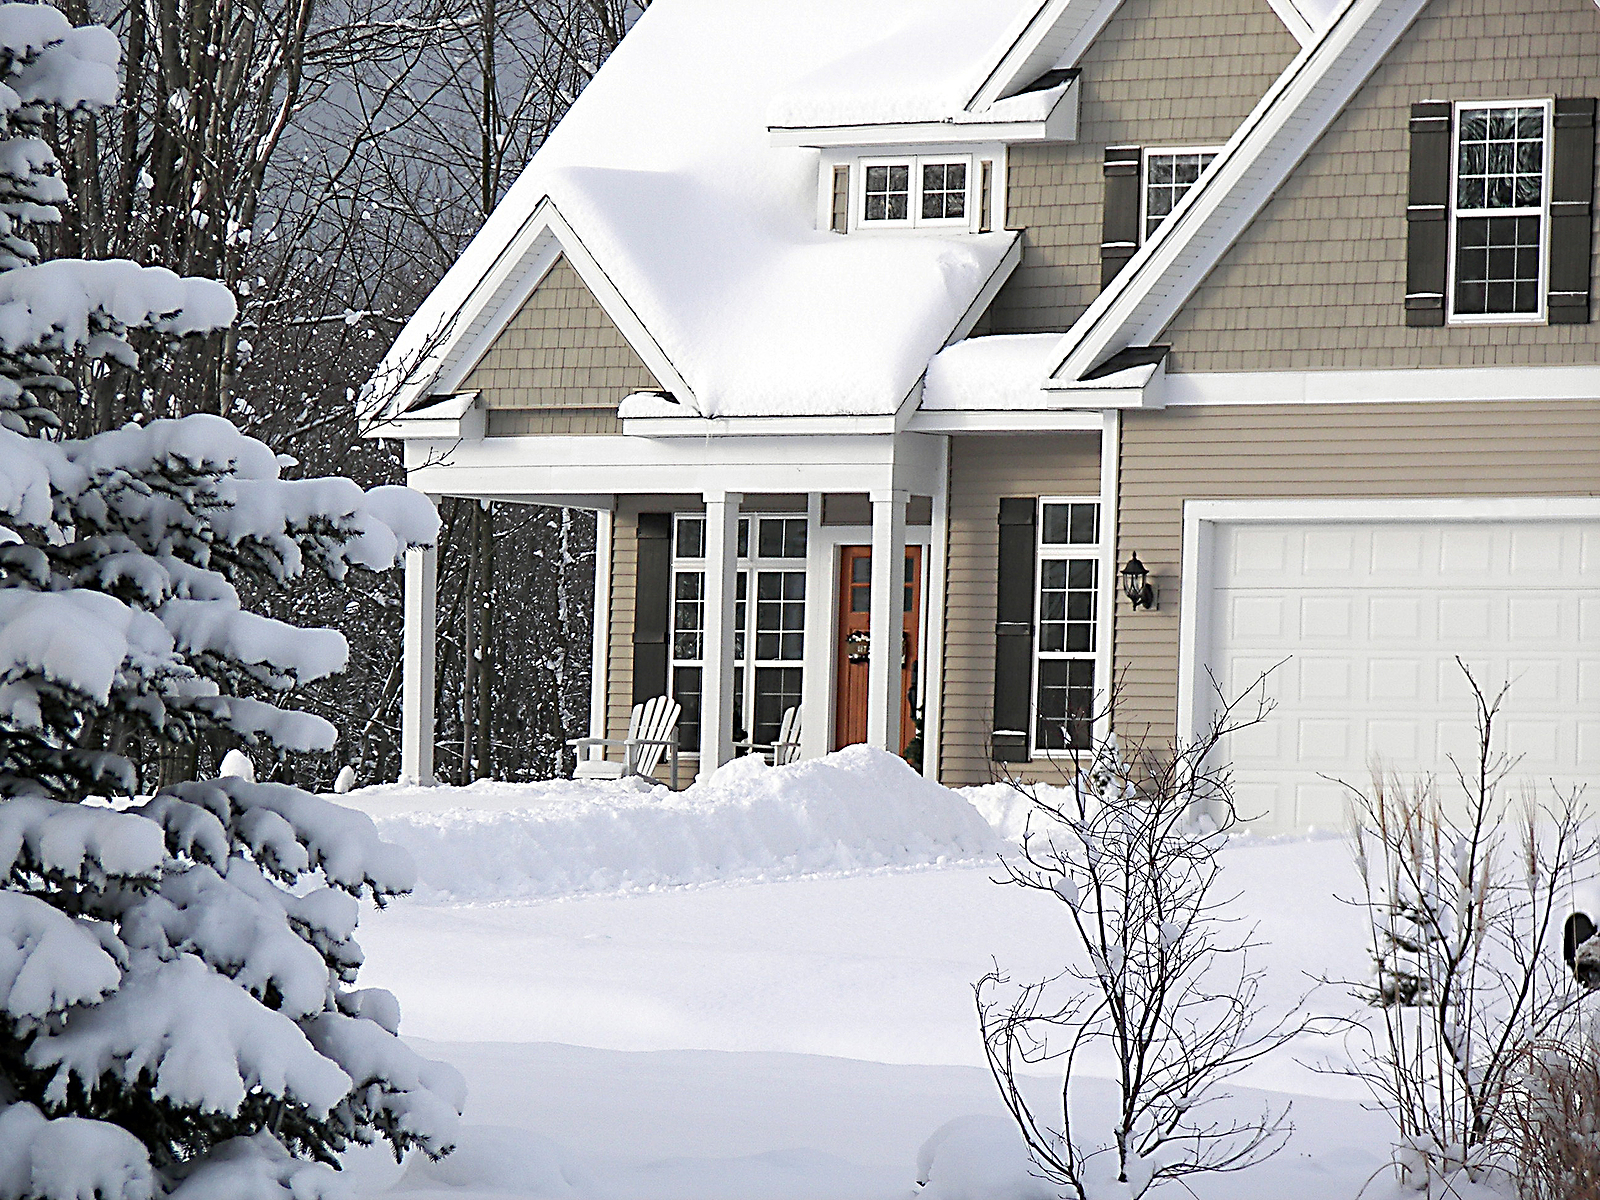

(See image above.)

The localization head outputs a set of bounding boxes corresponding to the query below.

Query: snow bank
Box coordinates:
[342,747,1003,903]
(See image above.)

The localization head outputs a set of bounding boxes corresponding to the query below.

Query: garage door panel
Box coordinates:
[1206,519,1598,835]
[1368,596,1422,639]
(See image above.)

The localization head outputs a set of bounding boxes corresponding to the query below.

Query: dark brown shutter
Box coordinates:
[1549,97,1596,324]
[830,165,850,234]
[991,498,1036,762]
[633,513,672,704]
[1405,101,1451,327]
[1101,146,1141,289]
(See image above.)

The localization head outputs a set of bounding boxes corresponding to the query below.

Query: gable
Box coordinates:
[984,0,1300,336]
[1160,0,1600,373]
[459,254,660,434]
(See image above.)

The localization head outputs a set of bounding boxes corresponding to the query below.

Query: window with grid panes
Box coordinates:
[1143,149,1218,239]
[1451,102,1549,319]
[1035,500,1100,753]
[669,512,808,754]
[859,157,970,228]
[863,164,910,222]
[921,162,967,220]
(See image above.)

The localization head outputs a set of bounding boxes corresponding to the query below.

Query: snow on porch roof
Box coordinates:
[373,0,1038,422]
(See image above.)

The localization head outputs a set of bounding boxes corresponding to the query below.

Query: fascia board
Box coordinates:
[903,409,1105,433]
[769,98,1076,148]
[967,0,1125,111]
[1165,363,1600,405]
[1043,0,1427,386]
[621,414,900,437]
[1265,0,1316,44]
[943,235,1024,348]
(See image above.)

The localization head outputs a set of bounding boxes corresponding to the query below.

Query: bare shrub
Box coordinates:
[1508,1037,1600,1200]
[977,676,1307,1199]
[1343,661,1596,1194]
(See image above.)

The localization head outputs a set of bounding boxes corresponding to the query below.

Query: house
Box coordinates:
[367,0,1600,834]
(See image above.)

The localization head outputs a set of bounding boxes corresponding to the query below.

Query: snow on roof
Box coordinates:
[764,0,1056,128]
[377,0,1037,420]
[920,334,1064,410]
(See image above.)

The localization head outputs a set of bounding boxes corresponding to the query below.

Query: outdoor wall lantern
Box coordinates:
[1121,552,1157,610]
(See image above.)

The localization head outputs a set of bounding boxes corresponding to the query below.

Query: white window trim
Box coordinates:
[1029,496,1103,760]
[670,512,810,750]
[1446,97,1554,327]
[1140,145,1222,243]
[857,154,975,231]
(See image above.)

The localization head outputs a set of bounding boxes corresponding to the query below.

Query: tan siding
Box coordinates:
[1114,400,1600,742]
[940,434,1102,787]
[1163,0,1600,371]
[989,0,1298,333]
[462,254,659,432]
[487,408,622,436]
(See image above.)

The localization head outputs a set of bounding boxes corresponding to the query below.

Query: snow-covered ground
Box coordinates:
[336,749,1405,1199]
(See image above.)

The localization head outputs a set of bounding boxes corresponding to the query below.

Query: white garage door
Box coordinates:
[1205,519,1600,835]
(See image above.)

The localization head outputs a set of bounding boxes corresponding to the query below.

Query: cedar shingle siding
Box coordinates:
[459,254,659,431]
[1113,401,1600,740]
[987,0,1299,333]
[1161,0,1600,370]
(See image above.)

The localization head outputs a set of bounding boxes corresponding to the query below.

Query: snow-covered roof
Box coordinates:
[920,335,1064,410]
[372,0,1059,422]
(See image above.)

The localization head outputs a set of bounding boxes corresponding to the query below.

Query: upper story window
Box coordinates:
[860,155,972,228]
[1450,101,1550,321]
[1142,148,1219,238]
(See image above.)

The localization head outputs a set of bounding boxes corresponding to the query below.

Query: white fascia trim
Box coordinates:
[1265,0,1316,45]
[768,98,1076,149]
[1173,494,1600,746]
[904,409,1105,433]
[364,390,484,441]
[622,414,900,437]
[967,0,1125,110]
[367,200,696,428]
[401,431,950,500]
[1165,365,1600,406]
[944,236,1025,349]
[1045,0,1425,385]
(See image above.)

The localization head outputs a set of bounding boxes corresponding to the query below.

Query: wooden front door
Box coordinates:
[834,545,923,756]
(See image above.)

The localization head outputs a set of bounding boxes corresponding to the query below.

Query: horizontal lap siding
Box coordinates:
[1116,399,1600,742]
[940,434,1101,787]
[991,0,1296,333]
[461,254,657,432]
[1162,0,1600,369]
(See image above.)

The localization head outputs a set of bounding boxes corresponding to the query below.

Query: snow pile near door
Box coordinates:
[340,747,1002,903]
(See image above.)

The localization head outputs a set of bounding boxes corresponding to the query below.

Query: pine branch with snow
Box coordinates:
[0,6,458,1197]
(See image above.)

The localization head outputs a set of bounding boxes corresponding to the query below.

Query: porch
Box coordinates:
[397,430,953,785]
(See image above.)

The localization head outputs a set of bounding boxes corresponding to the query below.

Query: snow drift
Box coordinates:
[342,747,1003,903]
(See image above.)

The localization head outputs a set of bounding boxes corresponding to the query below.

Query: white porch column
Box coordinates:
[866,489,907,752]
[699,492,742,771]
[799,491,830,761]
[400,543,437,785]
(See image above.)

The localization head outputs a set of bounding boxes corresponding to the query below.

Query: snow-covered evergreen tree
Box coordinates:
[0,6,459,1196]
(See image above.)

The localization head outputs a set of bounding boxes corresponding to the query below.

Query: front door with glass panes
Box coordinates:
[668,512,808,755]
[833,545,923,758]
[1033,500,1101,754]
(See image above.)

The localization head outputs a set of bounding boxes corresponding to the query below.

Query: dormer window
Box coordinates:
[859,155,972,228]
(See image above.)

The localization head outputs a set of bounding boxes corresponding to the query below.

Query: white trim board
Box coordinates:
[1173,496,1600,749]
[1164,365,1600,406]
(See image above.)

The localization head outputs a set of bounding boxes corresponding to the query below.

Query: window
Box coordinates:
[1142,148,1218,239]
[1034,500,1101,753]
[859,156,972,228]
[669,512,808,753]
[1450,101,1550,321]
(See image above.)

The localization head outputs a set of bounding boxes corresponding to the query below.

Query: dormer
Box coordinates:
[817,145,1005,237]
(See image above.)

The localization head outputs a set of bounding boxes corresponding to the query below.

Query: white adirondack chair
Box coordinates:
[735,705,802,766]
[569,695,682,788]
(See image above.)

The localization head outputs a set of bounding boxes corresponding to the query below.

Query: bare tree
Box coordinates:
[977,676,1307,1199]
[1342,660,1596,1194]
